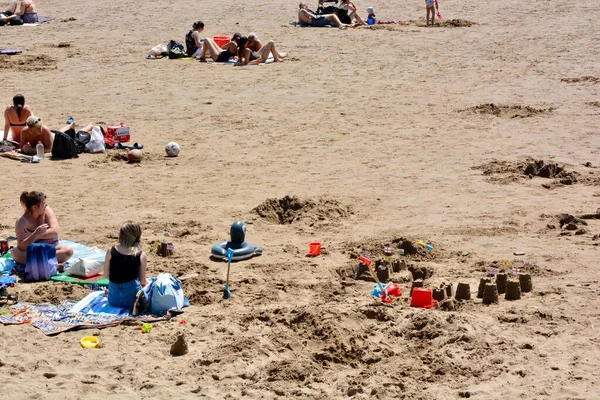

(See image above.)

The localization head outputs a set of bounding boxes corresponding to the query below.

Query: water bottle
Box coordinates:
[36,141,44,159]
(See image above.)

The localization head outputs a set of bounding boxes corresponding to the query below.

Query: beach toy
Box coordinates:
[417,241,426,247]
[179,319,188,325]
[308,242,321,257]
[213,35,230,48]
[372,282,402,299]
[127,149,143,163]
[425,244,434,250]
[141,323,152,333]
[165,142,180,157]
[211,221,263,261]
[80,336,100,348]
[410,288,438,308]
[223,248,233,299]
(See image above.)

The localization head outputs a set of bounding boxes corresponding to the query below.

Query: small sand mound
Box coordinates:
[460,103,553,118]
[0,55,57,71]
[252,195,351,225]
[523,160,573,179]
[546,213,588,236]
[474,158,587,186]
[440,19,476,27]
[17,282,89,304]
[586,101,600,108]
[561,76,599,84]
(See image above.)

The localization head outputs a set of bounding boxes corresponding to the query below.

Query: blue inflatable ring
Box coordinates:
[211,241,263,261]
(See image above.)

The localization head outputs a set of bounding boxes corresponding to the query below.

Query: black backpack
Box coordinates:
[51,130,79,159]
[167,40,186,59]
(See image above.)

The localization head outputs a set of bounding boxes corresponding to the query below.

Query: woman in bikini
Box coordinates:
[197,37,238,62]
[7,0,37,23]
[237,35,288,65]
[11,190,73,265]
[3,94,32,146]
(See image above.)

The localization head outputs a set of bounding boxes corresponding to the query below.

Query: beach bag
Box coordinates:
[167,40,186,59]
[105,122,130,144]
[64,257,103,278]
[25,243,58,282]
[74,131,90,154]
[84,126,106,153]
[148,273,185,315]
[51,130,79,159]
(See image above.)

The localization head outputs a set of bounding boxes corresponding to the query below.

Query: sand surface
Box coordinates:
[0,0,599,399]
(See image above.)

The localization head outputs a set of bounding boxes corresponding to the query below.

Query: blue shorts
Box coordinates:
[108,279,141,309]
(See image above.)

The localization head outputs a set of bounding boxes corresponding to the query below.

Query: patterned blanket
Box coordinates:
[0,291,164,335]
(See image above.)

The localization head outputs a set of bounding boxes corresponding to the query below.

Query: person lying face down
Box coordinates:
[298,2,347,28]
[10,190,74,265]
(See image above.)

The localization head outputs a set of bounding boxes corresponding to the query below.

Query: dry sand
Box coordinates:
[1,0,599,398]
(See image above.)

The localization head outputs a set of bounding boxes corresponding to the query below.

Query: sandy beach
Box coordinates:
[0,0,599,398]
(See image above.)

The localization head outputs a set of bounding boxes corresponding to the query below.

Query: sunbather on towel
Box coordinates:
[3,94,32,144]
[11,190,73,265]
[103,221,148,309]
[6,0,37,23]
[197,37,238,62]
[298,3,347,28]
[337,0,367,25]
[0,10,20,25]
[236,36,287,65]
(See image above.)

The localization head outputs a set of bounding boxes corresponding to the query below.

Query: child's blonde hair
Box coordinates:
[119,221,142,253]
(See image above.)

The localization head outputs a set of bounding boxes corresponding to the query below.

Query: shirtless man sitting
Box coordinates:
[11,190,73,265]
[298,3,346,28]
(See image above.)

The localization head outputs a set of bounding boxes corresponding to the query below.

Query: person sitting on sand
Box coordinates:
[197,37,238,62]
[185,20,205,57]
[6,0,37,24]
[0,10,21,25]
[236,36,288,65]
[11,191,73,265]
[103,221,148,309]
[298,3,347,28]
[3,94,32,145]
[337,0,367,25]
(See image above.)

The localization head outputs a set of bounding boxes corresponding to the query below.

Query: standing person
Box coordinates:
[10,191,73,265]
[3,94,32,145]
[426,0,437,26]
[185,21,205,57]
[103,221,148,309]
[298,3,347,28]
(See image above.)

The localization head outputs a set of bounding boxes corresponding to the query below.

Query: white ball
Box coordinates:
[165,142,180,157]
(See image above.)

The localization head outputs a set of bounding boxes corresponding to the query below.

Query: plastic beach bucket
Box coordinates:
[308,242,321,256]
[80,336,100,348]
[214,35,230,48]
[410,288,437,309]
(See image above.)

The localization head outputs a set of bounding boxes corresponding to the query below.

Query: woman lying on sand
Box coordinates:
[197,37,238,62]
[236,35,287,65]
[11,190,73,265]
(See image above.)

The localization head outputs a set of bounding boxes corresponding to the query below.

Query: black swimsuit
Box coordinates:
[216,49,233,63]
[185,30,197,57]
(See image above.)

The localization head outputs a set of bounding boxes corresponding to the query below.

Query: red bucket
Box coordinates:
[213,35,230,48]
[308,242,321,257]
[410,288,438,308]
